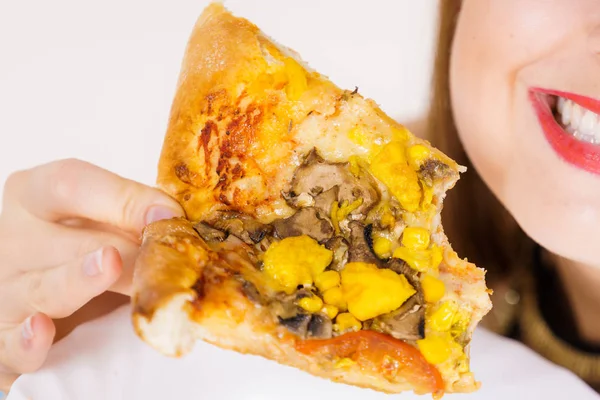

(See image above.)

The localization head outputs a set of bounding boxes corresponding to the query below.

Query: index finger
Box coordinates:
[10,159,184,233]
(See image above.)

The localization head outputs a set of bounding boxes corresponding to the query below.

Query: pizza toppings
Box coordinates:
[190,145,471,384]
[262,235,332,294]
[340,262,416,321]
[295,331,445,396]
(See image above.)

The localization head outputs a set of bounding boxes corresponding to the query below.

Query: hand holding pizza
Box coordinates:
[0,158,183,390]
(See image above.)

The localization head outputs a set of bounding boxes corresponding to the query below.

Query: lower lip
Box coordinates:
[529,88,600,175]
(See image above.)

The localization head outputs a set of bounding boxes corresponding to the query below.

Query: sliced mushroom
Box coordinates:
[281,191,315,208]
[239,279,263,305]
[290,149,379,216]
[347,221,380,265]
[307,314,333,339]
[278,314,312,336]
[419,159,452,187]
[272,207,334,242]
[313,186,339,216]
[387,258,420,289]
[208,211,273,245]
[371,295,425,341]
[325,236,349,271]
[193,222,227,242]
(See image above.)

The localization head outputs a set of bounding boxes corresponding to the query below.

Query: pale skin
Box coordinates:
[0,158,183,391]
[451,0,600,343]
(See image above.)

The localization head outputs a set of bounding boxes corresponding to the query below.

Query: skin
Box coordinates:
[0,159,184,391]
[450,0,600,344]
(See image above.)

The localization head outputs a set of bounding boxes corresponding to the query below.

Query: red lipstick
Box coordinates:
[529,88,600,175]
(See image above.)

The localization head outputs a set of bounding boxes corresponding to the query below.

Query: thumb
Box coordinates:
[17,159,185,233]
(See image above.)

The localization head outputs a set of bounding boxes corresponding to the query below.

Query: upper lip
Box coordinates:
[532,87,600,115]
[529,87,600,176]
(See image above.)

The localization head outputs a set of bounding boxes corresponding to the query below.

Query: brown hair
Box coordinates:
[427,1,534,313]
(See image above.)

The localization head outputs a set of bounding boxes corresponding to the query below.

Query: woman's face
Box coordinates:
[450,0,600,266]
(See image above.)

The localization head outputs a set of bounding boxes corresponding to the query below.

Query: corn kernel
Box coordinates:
[263,236,333,294]
[417,336,453,365]
[334,313,362,332]
[407,144,431,170]
[372,236,393,258]
[315,270,341,292]
[321,304,339,319]
[430,301,459,332]
[298,296,324,313]
[421,275,445,303]
[370,142,422,212]
[283,57,307,100]
[401,227,431,250]
[341,262,415,321]
[334,357,356,369]
[323,287,347,311]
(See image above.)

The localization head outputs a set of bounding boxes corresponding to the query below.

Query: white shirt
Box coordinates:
[6,305,599,400]
[0,1,598,399]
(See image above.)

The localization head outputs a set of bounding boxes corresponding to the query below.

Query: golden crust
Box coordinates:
[157,3,460,224]
[133,2,492,397]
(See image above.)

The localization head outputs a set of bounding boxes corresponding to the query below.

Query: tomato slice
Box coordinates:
[295,330,444,397]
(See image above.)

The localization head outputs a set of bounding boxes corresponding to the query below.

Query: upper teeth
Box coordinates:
[556,97,600,144]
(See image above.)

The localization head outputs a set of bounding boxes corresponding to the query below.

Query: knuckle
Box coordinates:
[47,158,88,202]
[2,170,28,206]
[120,191,141,228]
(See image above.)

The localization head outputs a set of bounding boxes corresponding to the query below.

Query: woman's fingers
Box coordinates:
[28,246,123,319]
[0,313,55,375]
[6,158,184,233]
[1,247,123,322]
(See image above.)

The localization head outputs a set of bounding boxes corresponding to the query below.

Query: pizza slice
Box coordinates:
[131,3,492,397]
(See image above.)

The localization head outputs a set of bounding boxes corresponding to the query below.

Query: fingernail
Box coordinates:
[145,206,180,225]
[22,316,34,341]
[83,247,104,277]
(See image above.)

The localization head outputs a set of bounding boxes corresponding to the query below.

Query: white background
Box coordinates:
[0,0,438,197]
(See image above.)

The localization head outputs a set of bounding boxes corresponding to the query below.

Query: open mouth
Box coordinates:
[529,88,600,175]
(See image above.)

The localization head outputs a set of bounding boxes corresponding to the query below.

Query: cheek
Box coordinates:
[449,0,600,265]
[449,1,518,199]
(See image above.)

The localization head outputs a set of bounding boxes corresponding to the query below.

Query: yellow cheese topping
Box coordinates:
[322,286,347,311]
[314,270,341,292]
[263,236,333,294]
[406,144,431,170]
[331,198,363,234]
[417,333,463,365]
[370,142,422,212]
[429,301,459,332]
[283,57,307,101]
[340,262,416,321]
